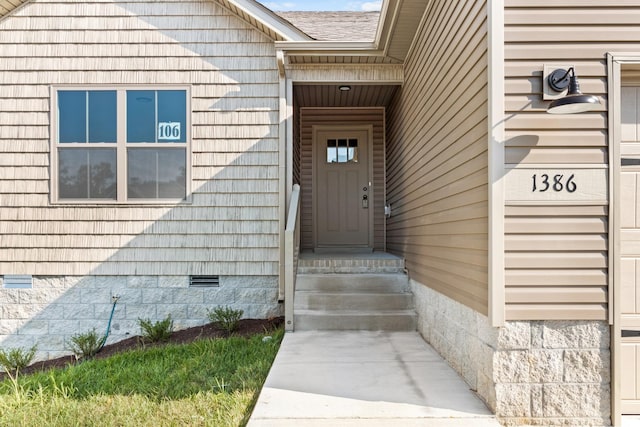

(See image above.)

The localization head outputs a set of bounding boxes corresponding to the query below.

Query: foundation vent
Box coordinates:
[3,274,33,289]
[190,275,220,288]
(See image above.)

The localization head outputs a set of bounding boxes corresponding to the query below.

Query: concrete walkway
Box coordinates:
[248,331,501,426]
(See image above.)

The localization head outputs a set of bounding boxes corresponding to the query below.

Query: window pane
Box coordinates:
[158,90,186,143]
[59,148,116,199]
[348,139,358,162]
[58,91,87,143]
[128,148,186,199]
[327,139,337,163]
[127,90,156,142]
[337,139,348,163]
[88,91,117,143]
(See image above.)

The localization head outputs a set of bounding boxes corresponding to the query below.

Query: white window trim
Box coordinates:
[50,85,192,205]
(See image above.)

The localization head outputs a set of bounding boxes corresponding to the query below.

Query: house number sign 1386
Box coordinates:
[531,173,577,193]
[505,168,607,202]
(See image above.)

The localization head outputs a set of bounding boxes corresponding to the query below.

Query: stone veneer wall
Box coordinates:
[411,280,611,427]
[0,275,281,361]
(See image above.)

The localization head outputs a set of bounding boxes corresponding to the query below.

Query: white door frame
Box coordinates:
[311,124,374,249]
[609,52,640,427]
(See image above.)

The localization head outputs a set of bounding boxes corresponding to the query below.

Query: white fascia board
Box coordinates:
[374,0,400,56]
[224,0,312,41]
[275,41,382,56]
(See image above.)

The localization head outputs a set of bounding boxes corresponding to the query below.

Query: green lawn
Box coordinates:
[0,329,283,427]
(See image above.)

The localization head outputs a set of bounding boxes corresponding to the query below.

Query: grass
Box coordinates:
[0,329,283,427]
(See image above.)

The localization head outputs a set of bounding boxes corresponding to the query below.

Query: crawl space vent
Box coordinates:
[190,275,220,288]
[3,274,33,289]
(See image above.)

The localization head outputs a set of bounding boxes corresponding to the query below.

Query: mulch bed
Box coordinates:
[5,317,284,379]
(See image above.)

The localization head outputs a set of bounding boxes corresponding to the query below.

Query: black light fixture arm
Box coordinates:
[548,67,575,92]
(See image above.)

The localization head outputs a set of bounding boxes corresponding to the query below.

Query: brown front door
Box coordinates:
[314,129,371,248]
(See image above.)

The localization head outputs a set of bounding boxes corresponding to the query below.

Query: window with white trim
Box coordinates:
[52,87,190,203]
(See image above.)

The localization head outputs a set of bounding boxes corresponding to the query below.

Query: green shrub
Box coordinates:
[68,329,103,359]
[138,315,173,343]
[0,345,36,376]
[208,306,243,336]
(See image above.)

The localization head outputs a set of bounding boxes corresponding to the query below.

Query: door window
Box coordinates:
[327,138,358,163]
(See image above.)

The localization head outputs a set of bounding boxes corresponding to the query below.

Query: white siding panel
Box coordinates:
[0,0,280,277]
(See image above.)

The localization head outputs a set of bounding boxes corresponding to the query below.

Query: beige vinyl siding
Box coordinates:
[292,101,302,186]
[0,0,280,276]
[505,205,608,320]
[504,1,640,320]
[299,107,385,251]
[386,0,489,314]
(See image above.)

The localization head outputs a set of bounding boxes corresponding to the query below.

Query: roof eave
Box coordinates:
[275,41,380,53]
[275,0,429,62]
[222,0,312,41]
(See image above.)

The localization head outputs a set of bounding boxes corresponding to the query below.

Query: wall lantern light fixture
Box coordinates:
[546,67,600,114]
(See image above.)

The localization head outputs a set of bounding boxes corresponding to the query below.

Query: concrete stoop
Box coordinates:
[294,254,417,331]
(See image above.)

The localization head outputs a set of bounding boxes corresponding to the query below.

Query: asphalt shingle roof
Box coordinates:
[276,11,380,41]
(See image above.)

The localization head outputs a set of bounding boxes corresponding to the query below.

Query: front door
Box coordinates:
[314,128,371,248]
[620,85,640,414]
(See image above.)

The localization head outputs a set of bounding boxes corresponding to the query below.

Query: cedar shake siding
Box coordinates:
[0,0,280,277]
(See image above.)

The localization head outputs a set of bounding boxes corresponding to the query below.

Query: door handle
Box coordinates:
[362,194,369,208]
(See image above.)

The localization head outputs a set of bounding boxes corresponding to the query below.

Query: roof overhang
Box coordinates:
[276,0,429,65]
[376,0,430,62]
[215,0,312,41]
[275,41,381,57]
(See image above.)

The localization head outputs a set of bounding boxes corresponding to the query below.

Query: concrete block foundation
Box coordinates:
[411,280,611,427]
[0,275,281,361]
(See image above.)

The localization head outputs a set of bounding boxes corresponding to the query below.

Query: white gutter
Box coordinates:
[275,41,382,56]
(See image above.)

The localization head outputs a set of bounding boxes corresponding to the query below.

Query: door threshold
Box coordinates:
[313,247,374,254]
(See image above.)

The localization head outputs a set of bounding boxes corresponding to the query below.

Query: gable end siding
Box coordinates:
[0,0,280,276]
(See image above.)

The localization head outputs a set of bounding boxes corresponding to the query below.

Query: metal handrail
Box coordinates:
[284,184,301,332]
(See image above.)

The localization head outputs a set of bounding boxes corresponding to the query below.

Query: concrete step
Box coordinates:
[295,292,414,311]
[293,271,416,332]
[294,309,418,331]
[297,254,405,274]
[296,274,409,292]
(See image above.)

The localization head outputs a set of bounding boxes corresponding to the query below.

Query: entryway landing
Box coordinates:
[298,250,405,274]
